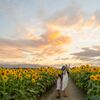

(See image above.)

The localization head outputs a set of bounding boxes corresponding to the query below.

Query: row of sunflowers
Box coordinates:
[0,67,61,100]
[69,65,100,100]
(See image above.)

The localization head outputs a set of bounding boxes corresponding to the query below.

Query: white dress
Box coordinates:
[56,77,61,90]
[62,72,68,91]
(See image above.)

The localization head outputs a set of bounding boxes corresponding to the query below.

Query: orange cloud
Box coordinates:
[48,31,61,40]
[23,33,41,40]
[84,16,96,29]
[33,31,72,58]
[0,46,22,59]
[0,30,72,63]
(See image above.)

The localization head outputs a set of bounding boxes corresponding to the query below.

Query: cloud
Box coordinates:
[93,9,100,28]
[1,0,100,64]
[46,1,84,30]
[85,10,100,29]
[35,31,72,58]
[0,46,22,59]
[93,46,100,50]
[72,47,100,57]
[55,57,69,60]
[71,46,100,62]
[44,1,100,32]
[0,31,72,62]
[73,56,93,62]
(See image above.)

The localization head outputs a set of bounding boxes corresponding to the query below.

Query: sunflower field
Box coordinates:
[69,65,100,100]
[0,67,61,100]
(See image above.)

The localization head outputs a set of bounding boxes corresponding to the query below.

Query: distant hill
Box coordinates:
[0,63,83,68]
[0,64,45,68]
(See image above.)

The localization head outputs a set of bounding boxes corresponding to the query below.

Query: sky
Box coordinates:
[0,0,100,65]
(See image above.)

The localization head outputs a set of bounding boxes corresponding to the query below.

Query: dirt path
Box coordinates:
[40,78,86,100]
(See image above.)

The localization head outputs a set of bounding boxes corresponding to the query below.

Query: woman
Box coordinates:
[56,73,62,98]
[61,66,68,97]
[56,66,68,98]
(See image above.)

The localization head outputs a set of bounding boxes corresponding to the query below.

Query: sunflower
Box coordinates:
[1,70,6,76]
[26,74,31,79]
[92,68,98,72]
[2,75,8,82]
[13,74,17,79]
[57,70,62,75]
[32,74,36,79]
[32,79,36,83]
[95,75,100,81]
[5,70,10,75]
[17,74,22,79]
[90,75,95,81]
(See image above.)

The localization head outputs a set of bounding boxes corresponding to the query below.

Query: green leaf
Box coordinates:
[87,95,100,100]
[27,89,39,95]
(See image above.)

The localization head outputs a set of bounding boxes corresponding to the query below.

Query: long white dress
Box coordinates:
[62,72,68,91]
[56,77,61,90]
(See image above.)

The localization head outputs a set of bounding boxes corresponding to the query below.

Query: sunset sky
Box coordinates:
[0,0,100,65]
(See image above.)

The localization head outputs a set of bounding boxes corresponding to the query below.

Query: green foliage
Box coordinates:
[87,95,100,100]
[70,68,100,100]
[0,72,56,100]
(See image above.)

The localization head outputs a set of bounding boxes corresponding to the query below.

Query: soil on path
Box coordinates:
[40,78,86,100]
